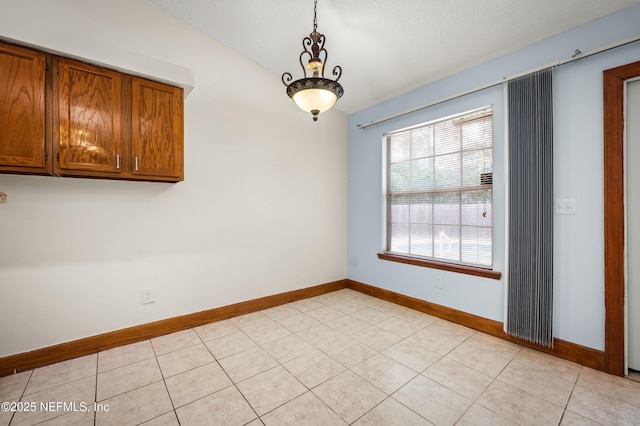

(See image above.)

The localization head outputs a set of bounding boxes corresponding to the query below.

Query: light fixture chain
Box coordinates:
[313,0,318,32]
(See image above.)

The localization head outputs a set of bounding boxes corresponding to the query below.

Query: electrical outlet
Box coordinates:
[141,288,155,304]
[434,277,443,289]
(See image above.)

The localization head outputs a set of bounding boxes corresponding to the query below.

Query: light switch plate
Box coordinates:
[555,198,576,215]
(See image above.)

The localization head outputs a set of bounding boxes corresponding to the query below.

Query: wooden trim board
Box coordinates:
[346,279,605,370]
[1,277,605,377]
[603,60,640,376]
[0,280,347,377]
[377,253,502,280]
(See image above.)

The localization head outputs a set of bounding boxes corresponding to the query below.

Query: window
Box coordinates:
[384,107,493,269]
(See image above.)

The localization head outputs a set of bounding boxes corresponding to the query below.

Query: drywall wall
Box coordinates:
[0,0,347,357]
[347,5,640,351]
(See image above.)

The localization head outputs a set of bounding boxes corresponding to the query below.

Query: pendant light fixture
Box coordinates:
[282,0,343,121]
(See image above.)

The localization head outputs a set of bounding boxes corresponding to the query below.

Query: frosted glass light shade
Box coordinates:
[285,77,344,120]
[292,88,337,114]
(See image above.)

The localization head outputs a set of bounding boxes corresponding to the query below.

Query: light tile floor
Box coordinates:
[2,289,640,425]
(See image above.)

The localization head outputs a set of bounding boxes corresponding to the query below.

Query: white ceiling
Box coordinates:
[148,0,639,114]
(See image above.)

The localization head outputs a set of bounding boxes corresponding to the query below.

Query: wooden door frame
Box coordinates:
[604,60,640,376]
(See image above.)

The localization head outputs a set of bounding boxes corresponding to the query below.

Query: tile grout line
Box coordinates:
[17,289,639,425]
[256,294,386,424]
[454,345,524,425]
[244,304,345,423]
[287,332,355,424]
[8,294,459,424]
[198,326,264,425]
[417,328,482,425]
[149,336,181,425]
[559,366,611,426]
[570,367,640,411]
[7,369,34,426]
[306,300,380,424]
[93,353,98,426]
[357,294,444,424]
[286,296,428,424]
[557,365,582,425]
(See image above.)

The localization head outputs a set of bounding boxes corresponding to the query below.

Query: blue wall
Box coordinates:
[347,5,640,350]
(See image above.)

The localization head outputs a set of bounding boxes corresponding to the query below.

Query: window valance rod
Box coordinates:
[356,35,640,130]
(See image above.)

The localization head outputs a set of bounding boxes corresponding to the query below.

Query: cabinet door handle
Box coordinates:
[135,157,139,171]
[116,154,120,170]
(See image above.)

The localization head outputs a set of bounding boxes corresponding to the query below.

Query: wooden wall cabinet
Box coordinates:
[0,42,50,174]
[132,77,184,181]
[0,41,184,182]
[54,58,123,176]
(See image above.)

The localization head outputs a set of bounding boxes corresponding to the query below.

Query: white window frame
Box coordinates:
[381,106,496,273]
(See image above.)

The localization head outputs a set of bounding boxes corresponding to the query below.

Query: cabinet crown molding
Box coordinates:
[0,35,194,99]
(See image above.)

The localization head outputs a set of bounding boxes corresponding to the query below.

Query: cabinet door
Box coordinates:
[131,78,183,181]
[57,58,122,173]
[0,42,46,169]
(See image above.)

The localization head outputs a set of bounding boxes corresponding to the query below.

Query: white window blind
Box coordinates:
[385,107,493,267]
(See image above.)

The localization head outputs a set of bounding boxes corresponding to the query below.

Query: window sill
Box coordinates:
[377,253,502,280]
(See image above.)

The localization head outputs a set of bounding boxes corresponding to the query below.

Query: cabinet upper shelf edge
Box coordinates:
[0,35,194,99]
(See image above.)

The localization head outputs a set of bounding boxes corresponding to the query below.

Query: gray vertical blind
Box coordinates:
[506,68,554,347]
